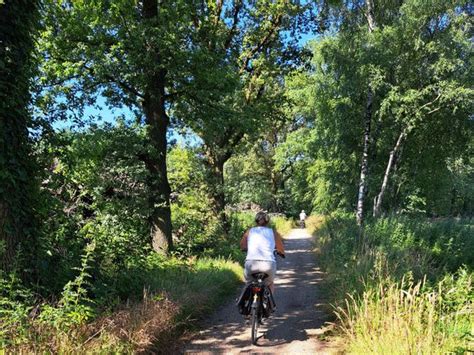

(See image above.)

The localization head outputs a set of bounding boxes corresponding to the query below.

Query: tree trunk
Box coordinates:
[355,0,377,226]
[373,129,406,217]
[212,159,226,214]
[142,0,173,253]
[356,88,373,226]
[142,97,173,253]
[270,172,279,212]
[270,170,284,212]
[365,0,377,32]
[206,154,230,232]
[0,0,39,272]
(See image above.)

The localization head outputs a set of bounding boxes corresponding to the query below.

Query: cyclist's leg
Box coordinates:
[265,262,277,293]
[247,260,276,293]
[244,260,257,285]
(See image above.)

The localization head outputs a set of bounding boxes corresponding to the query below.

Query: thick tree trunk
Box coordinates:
[0,0,38,272]
[373,130,406,218]
[143,97,173,253]
[0,202,15,271]
[206,154,230,232]
[355,0,377,226]
[142,0,173,253]
[270,170,285,212]
[270,172,279,212]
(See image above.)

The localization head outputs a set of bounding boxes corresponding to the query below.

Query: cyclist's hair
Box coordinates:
[255,211,270,225]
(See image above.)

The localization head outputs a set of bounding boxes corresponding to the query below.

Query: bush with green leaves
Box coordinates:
[168,146,224,257]
[0,273,34,348]
[35,123,151,296]
[38,242,96,330]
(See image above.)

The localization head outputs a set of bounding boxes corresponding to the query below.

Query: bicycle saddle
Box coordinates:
[252,272,269,279]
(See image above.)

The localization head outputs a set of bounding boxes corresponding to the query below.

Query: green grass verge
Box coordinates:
[312,213,473,354]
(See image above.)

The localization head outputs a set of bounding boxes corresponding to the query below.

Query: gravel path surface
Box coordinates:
[182,228,336,354]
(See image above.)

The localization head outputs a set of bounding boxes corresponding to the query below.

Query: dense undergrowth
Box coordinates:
[0,124,295,352]
[310,214,473,354]
[0,212,292,353]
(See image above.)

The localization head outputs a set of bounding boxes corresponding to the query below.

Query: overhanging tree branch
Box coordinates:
[224,0,243,49]
[214,0,223,26]
[240,14,283,73]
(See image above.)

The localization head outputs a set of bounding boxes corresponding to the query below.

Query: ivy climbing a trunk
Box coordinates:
[0,0,39,272]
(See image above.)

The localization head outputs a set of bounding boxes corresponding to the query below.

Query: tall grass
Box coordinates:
[313,213,473,354]
[2,257,242,353]
[305,215,326,235]
[87,257,243,353]
[337,272,472,354]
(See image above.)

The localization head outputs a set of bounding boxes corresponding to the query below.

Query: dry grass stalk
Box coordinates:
[83,291,180,353]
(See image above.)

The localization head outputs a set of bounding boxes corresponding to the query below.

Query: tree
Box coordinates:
[355,0,377,226]
[0,0,39,272]
[38,0,200,253]
[35,123,152,292]
[174,0,313,227]
[225,115,296,213]
[296,0,473,219]
[371,0,473,217]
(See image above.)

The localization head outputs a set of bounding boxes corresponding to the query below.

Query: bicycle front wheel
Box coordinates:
[251,305,259,345]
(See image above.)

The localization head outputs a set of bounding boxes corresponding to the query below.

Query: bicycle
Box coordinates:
[248,272,273,345]
[245,251,284,345]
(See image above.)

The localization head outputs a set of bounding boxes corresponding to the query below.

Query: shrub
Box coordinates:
[38,242,96,331]
[271,215,293,237]
[171,189,222,257]
[0,273,33,348]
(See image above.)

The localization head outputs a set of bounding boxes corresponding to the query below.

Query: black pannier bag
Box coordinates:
[236,285,253,315]
[236,285,276,316]
[262,288,276,317]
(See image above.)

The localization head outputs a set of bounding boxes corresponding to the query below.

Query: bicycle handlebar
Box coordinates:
[274,250,286,259]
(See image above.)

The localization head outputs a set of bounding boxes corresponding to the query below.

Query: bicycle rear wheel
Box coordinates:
[251,305,259,345]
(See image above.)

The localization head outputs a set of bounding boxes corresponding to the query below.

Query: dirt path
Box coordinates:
[182,228,336,354]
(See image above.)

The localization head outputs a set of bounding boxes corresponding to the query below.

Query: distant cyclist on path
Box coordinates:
[299,210,307,228]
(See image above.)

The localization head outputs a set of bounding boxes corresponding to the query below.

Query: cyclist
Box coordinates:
[240,211,285,293]
[299,209,307,228]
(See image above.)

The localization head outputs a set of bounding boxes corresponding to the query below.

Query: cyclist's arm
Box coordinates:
[273,229,285,255]
[240,229,249,251]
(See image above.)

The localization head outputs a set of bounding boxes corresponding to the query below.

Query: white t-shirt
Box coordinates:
[246,226,276,262]
[300,212,307,221]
